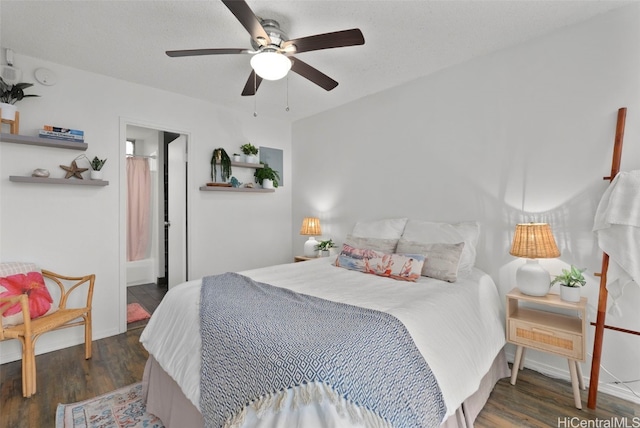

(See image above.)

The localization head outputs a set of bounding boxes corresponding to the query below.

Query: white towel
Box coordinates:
[593,170,640,315]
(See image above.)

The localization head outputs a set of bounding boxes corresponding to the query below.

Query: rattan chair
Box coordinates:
[0,269,95,397]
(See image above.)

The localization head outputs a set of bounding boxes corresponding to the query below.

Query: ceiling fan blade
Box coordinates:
[290,58,338,91]
[222,0,271,46]
[282,29,364,54]
[166,48,251,57]
[241,70,263,96]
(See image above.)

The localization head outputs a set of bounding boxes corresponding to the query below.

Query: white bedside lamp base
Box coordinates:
[517,259,551,296]
[303,237,318,258]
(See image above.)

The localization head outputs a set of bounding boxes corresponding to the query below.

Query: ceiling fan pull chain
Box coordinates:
[285,76,290,112]
[253,73,258,117]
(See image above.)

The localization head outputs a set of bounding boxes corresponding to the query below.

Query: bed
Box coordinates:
[139,219,509,427]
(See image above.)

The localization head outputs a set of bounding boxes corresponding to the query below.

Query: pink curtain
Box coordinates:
[127,157,151,262]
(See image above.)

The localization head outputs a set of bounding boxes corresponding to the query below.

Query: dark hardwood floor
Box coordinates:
[476,368,639,427]
[1,329,148,428]
[127,282,167,330]
[1,282,638,428]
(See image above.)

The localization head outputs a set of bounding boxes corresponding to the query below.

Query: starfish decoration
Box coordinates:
[60,160,88,179]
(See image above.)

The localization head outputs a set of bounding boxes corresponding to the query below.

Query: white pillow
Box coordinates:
[401,220,480,273]
[345,235,399,254]
[351,218,408,239]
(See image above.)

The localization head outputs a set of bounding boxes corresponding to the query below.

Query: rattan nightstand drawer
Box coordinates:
[508,318,583,360]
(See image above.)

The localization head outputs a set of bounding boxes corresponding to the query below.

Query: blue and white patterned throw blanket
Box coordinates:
[200,272,446,428]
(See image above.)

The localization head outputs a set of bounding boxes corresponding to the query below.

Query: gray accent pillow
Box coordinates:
[345,234,399,254]
[400,220,479,273]
[395,239,465,282]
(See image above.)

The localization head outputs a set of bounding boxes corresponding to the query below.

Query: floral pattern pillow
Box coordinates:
[0,262,57,327]
[334,244,425,282]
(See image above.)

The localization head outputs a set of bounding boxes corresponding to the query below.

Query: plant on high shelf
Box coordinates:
[0,77,39,105]
[240,143,259,163]
[550,265,586,303]
[316,239,335,256]
[254,162,280,189]
[0,76,40,122]
[89,156,107,180]
[90,157,107,171]
[211,148,232,183]
[72,154,106,180]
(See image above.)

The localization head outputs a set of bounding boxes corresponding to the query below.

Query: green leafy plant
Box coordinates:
[211,148,232,182]
[0,77,39,104]
[550,266,587,288]
[254,162,280,188]
[316,239,335,251]
[90,157,107,171]
[240,143,258,156]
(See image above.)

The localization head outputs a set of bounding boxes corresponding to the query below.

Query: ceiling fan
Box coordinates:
[166,0,365,96]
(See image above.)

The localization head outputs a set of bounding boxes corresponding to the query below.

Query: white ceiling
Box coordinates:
[0,0,632,123]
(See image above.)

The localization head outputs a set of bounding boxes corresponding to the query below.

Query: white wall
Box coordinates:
[292,5,640,402]
[0,53,292,362]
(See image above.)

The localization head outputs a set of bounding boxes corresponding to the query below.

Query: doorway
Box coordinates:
[120,121,188,331]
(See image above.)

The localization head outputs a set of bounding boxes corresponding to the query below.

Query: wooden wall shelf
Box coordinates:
[1,133,88,151]
[226,160,264,169]
[199,185,274,193]
[9,176,108,186]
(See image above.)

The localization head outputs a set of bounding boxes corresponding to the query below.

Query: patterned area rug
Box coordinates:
[55,382,164,428]
[127,303,151,324]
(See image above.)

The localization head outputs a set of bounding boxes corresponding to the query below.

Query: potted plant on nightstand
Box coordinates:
[551,265,586,302]
[316,239,335,257]
[254,162,280,189]
[90,156,107,180]
[240,143,259,164]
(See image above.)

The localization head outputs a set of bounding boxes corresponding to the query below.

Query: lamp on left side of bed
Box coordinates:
[300,217,322,257]
[509,223,560,297]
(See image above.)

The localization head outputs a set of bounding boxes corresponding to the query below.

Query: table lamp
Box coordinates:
[509,223,560,296]
[300,217,321,257]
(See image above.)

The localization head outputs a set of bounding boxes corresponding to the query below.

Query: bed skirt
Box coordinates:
[142,348,509,428]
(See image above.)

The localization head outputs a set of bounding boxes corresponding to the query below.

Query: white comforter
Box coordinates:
[140,257,505,422]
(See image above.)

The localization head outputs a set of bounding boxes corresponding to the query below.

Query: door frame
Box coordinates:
[118,117,191,333]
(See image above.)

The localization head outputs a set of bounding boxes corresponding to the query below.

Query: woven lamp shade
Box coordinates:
[509,223,560,259]
[300,217,322,236]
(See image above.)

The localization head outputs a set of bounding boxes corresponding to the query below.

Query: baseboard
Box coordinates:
[0,326,120,364]
[506,350,640,405]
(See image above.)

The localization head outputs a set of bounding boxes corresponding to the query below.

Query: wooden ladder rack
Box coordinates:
[587,107,640,409]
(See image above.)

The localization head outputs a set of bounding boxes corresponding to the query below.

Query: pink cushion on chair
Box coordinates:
[0,262,57,327]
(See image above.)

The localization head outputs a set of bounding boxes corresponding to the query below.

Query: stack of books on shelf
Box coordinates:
[38,125,84,143]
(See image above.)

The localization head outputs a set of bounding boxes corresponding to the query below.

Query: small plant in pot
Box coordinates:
[232,153,241,162]
[0,76,40,122]
[254,162,280,189]
[550,265,586,302]
[240,143,259,164]
[211,148,232,183]
[316,239,335,257]
[90,156,107,180]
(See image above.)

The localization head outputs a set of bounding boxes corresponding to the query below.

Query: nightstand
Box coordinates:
[506,288,587,409]
[294,256,314,262]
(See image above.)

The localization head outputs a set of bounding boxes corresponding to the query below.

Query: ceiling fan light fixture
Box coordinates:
[250,51,291,81]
